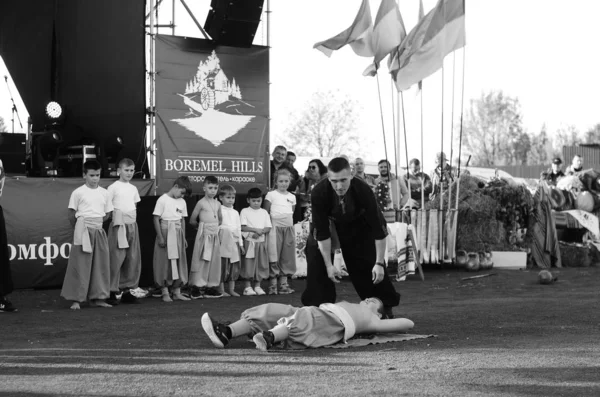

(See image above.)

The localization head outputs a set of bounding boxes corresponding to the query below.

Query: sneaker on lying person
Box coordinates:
[201,313,231,348]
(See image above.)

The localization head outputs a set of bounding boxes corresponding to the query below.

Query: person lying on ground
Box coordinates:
[201,298,414,351]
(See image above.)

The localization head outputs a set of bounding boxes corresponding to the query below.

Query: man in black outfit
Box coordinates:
[301,157,400,318]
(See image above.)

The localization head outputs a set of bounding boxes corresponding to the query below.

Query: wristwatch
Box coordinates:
[375,261,386,268]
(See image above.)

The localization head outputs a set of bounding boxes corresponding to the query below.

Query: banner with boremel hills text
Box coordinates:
[155,35,270,195]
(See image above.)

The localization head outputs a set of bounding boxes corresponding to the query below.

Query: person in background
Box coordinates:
[353,157,376,188]
[285,151,300,193]
[564,155,584,176]
[0,158,17,312]
[405,158,433,208]
[430,152,455,201]
[295,159,327,223]
[269,145,295,189]
[541,157,565,186]
[374,159,409,209]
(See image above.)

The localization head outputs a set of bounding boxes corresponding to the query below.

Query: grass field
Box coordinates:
[1,267,599,396]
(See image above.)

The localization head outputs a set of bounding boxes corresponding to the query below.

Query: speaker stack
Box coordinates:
[204,0,265,48]
[0,132,27,175]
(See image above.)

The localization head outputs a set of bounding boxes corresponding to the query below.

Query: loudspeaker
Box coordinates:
[0,133,27,174]
[204,0,264,47]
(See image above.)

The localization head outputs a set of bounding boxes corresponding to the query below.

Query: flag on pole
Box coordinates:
[363,0,406,77]
[313,0,374,58]
[391,0,466,92]
[417,0,425,91]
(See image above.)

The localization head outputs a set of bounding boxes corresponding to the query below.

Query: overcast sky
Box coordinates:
[1,0,599,171]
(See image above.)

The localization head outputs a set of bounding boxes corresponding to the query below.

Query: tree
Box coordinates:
[552,124,581,159]
[0,116,6,132]
[461,90,526,166]
[281,90,361,158]
[528,124,552,165]
[583,123,600,144]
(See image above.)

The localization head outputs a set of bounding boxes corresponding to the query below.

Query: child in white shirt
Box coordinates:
[264,169,297,295]
[239,187,271,296]
[217,184,245,297]
[61,160,113,310]
[106,158,141,305]
[152,176,192,302]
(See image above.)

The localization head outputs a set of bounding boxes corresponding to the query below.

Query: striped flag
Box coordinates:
[363,0,406,77]
[391,0,466,91]
[313,0,374,58]
[417,0,425,91]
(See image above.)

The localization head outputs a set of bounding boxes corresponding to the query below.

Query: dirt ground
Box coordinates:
[1,267,599,397]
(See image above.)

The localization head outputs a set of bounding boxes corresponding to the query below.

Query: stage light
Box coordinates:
[31,129,63,176]
[45,101,62,120]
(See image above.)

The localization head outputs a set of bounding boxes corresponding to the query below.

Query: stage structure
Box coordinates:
[0,0,270,288]
[145,0,270,195]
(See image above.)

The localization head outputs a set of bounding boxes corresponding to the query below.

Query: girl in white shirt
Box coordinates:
[264,169,297,295]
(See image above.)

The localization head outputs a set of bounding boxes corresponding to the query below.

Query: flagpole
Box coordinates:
[390,78,399,183]
[446,51,456,262]
[420,83,425,209]
[376,72,391,188]
[400,92,410,203]
[457,48,466,178]
[439,63,445,265]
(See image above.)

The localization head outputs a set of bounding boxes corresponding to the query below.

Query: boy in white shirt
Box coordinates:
[239,187,271,296]
[264,169,297,295]
[217,184,245,297]
[106,158,142,305]
[152,176,192,302]
[61,160,114,310]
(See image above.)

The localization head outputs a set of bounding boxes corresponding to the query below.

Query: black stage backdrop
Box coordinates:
[0,0,147,172]
[155,35,269,195]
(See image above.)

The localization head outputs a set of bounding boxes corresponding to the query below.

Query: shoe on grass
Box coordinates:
[204,288,223,299]
[120,291,140,304]
[243,287,257,296]
[0,297,17,313]
[278,285,294,295]
[253,286,266,296]
[201,313,230,348]
[106,291,120,306]
[253,331,275,352]
[267,286,278,295]
[190,287,204,300]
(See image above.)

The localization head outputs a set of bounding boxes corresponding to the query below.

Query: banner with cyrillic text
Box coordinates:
[2,178,154,289]
[155,35,270,194]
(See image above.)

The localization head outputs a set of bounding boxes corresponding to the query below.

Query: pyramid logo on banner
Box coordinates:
[171,51,254,147]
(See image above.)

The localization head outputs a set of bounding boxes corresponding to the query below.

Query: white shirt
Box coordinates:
[240,207,272,241]
[68,185,113,218]
[221,206,243,244]
[153,194,188,221]
[265,190,296,216]
[107,180,141,212]
[240,207,272,229]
